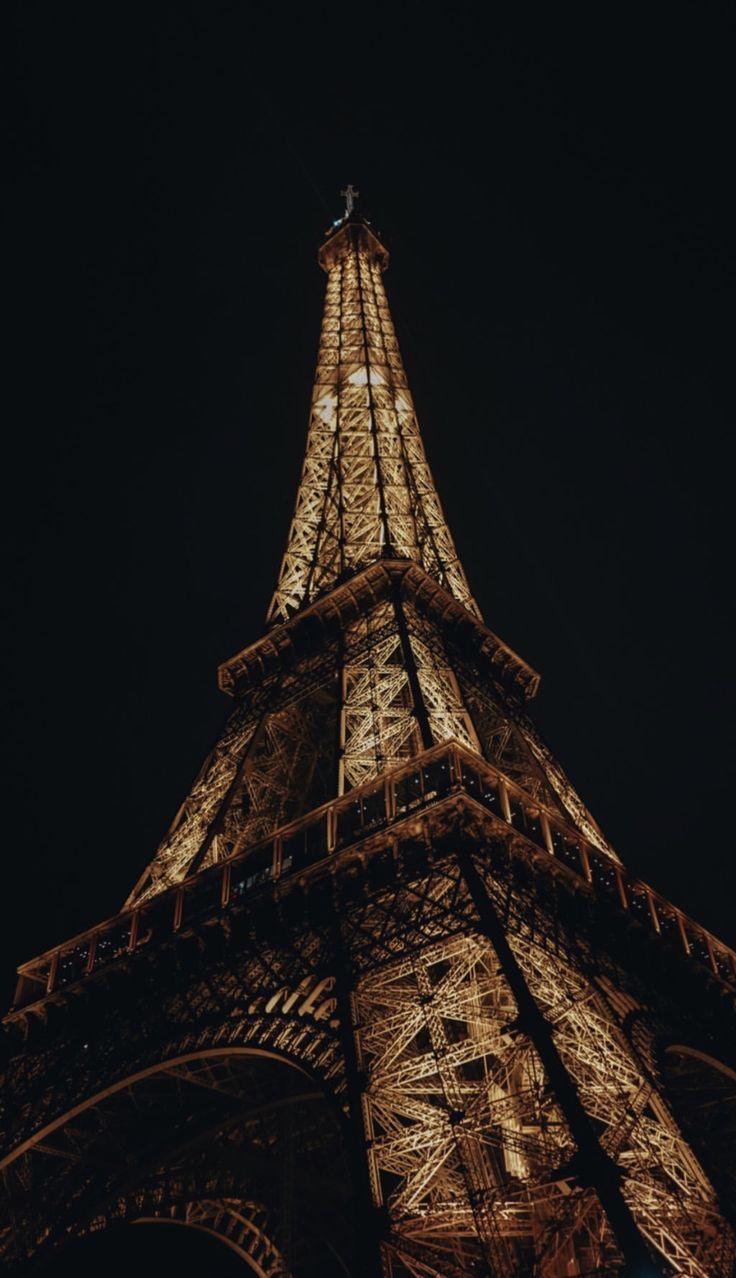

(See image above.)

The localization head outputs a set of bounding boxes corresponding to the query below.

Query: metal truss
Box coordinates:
[340,599,477,792]
[451,644,615,858]
[126,648,340,906]
[124,694,262,906]
[267,219,478,625]
[0,981,351,1272]
[128,563,613,909]
[354,933,578,1277]
[61,1051,350,1277]
[341,600,422,789]
[520,715,614,857]
[215,683,339,864]
[474,859,736,1278]
[3,824,736,1275]
[403,604,479,757]
[5,209,736,1278]
[349,859,736,1278]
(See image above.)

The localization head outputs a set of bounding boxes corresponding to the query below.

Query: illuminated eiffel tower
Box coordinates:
[3,190,736,1278]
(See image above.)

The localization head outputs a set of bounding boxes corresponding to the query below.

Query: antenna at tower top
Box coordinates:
[340,183,359,217]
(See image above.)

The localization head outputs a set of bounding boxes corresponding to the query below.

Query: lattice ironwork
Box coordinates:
[341,847,736,1278]
[3,819,736,1275]
[128,565,615,906]
[2,202,735,1278]
[496,892,731,1277]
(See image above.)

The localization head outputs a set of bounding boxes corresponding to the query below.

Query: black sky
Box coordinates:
[5,2,735,1020]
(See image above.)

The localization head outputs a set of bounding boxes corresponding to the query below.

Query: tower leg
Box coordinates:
[459,848,663,1277]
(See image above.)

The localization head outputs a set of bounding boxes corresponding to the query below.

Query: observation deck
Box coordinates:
[12,739,736,1013]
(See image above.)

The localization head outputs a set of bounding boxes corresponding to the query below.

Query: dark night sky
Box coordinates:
[5,2,735,1016]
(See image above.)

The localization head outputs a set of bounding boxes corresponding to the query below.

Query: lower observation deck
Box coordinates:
[11,740,736,1011]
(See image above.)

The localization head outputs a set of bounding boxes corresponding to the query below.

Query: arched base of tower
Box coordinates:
[4,1049,357,1278]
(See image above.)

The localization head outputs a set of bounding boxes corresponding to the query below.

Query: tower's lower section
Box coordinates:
[355,860,733,1278]
[3,749,736,1277]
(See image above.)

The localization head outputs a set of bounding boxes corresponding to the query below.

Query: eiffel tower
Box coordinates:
[3,192,736,1278]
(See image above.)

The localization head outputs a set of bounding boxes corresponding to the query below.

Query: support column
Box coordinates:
[411,956,516,1277]
[458,848,665,1278]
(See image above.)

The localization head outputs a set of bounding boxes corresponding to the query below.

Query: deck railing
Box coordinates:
[13,740,736,1008]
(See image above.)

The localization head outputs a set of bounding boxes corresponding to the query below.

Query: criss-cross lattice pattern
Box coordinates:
[267,222,479,624]
[339,601,477,792]
[125,696,262,906]
[355,916,736,1278]
[506,924,734,1278]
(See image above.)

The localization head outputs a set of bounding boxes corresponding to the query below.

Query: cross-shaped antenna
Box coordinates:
[340,184,359,217]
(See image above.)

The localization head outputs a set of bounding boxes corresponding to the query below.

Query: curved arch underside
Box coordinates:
[2,1050,355,1278]
[138,1200,290,1278]
[663,1045,736,1224]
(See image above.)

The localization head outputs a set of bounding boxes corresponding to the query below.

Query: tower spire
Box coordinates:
[267,196,480,624]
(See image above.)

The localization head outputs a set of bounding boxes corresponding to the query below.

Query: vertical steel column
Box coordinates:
[459,847,665,1278]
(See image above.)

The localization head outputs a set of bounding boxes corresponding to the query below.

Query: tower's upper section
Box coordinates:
[267,207,481,624]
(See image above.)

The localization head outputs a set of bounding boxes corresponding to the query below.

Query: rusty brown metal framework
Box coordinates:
[2,204,735,1278]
